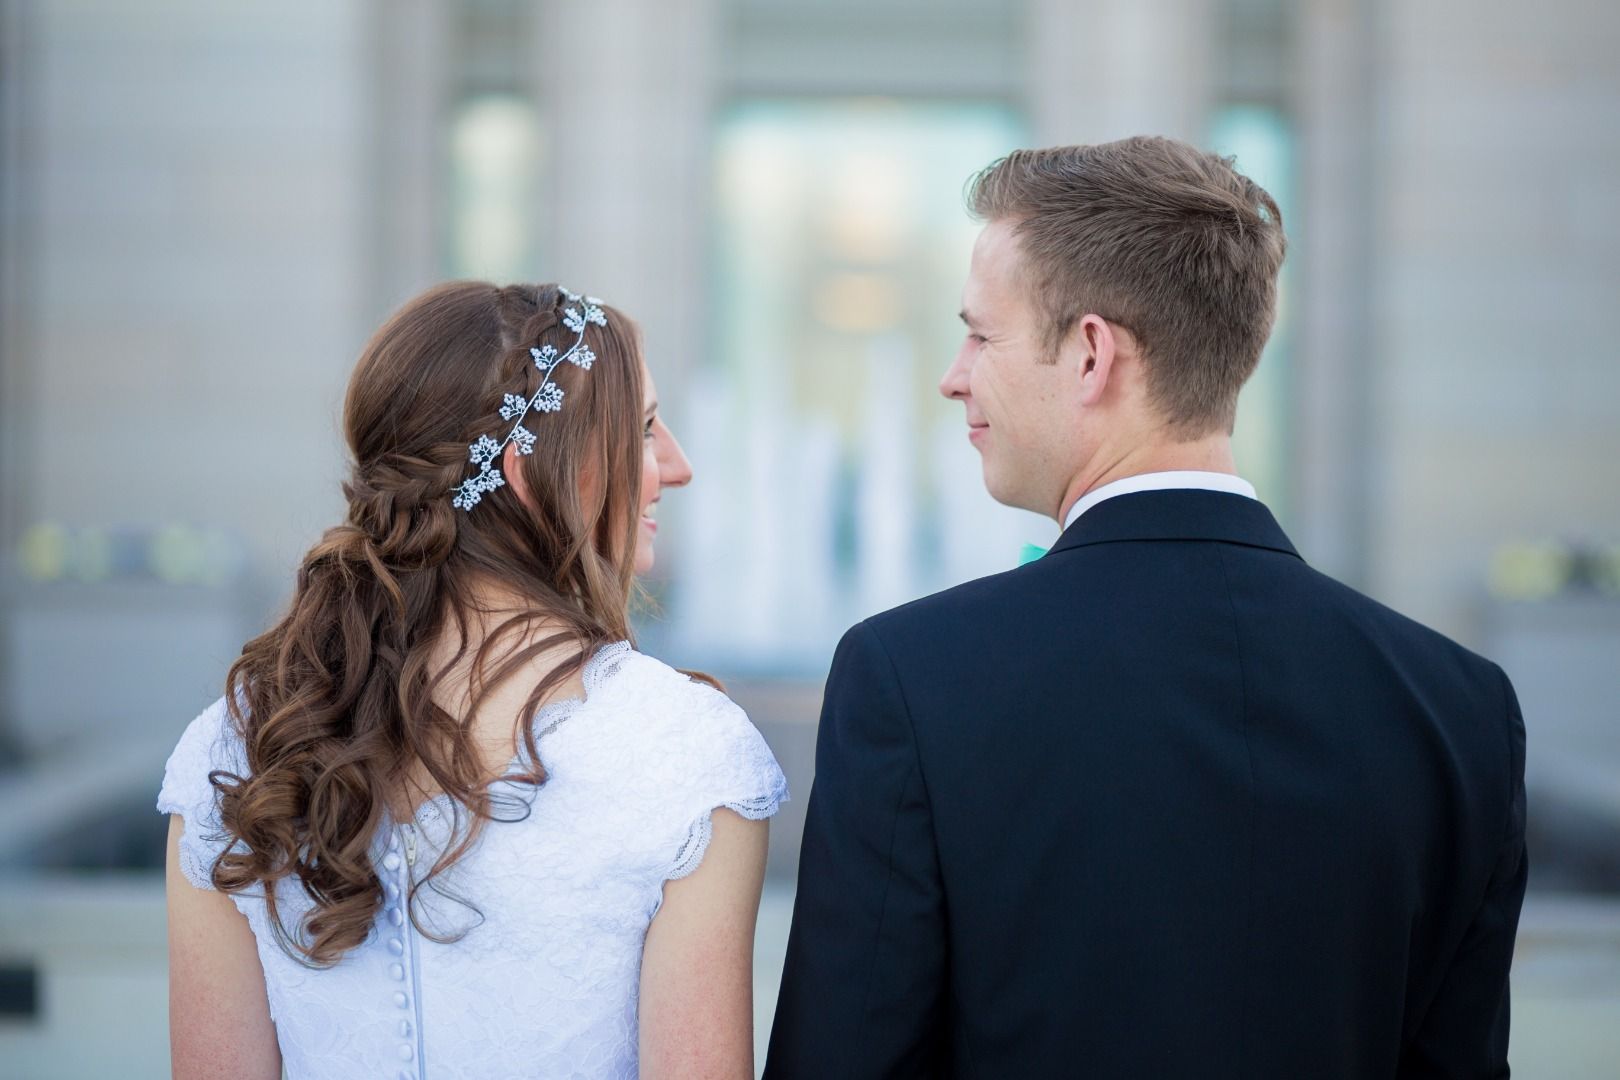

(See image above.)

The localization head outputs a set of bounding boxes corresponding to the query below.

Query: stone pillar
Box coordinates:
[0,0,41,552]
[1366,0,1620,640]
[363,0,451,321]
[538,0,720,582]
[0,0,376,748]
[3,0,370,572]
[1027,0,1217,146]
[1292,0,1380,586]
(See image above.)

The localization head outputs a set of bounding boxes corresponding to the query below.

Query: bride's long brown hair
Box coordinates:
[209,282,645,965]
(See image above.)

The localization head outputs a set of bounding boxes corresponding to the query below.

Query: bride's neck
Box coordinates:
[394,593,585,812]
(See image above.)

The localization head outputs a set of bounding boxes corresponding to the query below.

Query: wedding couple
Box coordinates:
[160,137,1526,1079]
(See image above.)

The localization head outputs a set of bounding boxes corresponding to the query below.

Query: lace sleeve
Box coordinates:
[659,680,789,882]
[155,696,246,891]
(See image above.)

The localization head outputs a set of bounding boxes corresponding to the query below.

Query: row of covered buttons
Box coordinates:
[385,829,415,1079]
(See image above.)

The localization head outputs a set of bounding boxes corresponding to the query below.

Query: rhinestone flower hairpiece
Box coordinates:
[451,287,606,511]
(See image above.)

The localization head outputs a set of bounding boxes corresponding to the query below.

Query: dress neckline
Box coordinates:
[395,639,634,826]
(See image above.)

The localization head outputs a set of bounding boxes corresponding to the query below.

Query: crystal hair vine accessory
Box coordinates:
[451,287,607,511]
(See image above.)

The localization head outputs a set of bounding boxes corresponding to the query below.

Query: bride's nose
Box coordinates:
[659,428,692,489]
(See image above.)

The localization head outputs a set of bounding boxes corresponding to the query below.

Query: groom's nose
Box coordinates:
[940,344,972,401]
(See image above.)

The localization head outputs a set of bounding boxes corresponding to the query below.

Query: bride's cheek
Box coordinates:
[642,452,659,502]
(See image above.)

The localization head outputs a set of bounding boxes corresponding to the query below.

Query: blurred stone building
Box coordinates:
[1,1,1617,1076]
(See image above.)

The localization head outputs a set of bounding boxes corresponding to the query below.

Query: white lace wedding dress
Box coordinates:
[157,642,788,1079]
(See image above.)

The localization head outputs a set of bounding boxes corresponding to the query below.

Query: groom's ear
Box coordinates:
[1072,313,1119,407]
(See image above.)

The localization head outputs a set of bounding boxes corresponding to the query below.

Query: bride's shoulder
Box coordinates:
[593,647,787,842]
[156,695,250,891]
[162,695,247,782]
[603,646,736,714]
[598,648,777,767]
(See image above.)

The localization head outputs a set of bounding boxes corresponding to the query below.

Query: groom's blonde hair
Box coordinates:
[968,136,1286,438]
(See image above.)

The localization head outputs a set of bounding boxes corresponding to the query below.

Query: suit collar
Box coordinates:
[1047,489,1302,559]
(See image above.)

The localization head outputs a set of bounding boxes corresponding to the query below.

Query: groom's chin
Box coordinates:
[980,470,1047,518]
[979,466,1019,511]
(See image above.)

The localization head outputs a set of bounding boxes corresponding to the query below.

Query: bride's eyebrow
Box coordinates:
[644,400,659,418]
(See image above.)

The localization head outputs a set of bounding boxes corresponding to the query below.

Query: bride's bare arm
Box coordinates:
[639,809,769,1080]
[165,815,281,1080]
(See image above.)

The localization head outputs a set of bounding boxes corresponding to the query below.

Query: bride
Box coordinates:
[159,282,787,1079]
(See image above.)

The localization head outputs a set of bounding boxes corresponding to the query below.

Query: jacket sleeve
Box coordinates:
[765,620,948,1079]
[1402,667,1529,1078]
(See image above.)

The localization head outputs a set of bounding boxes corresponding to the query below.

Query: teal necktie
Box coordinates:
[1018,542,1048,566]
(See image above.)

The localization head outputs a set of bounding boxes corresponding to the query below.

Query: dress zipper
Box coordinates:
[401,821,427,1078]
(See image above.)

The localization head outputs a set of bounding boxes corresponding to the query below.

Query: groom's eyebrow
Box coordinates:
[958,309,975,327]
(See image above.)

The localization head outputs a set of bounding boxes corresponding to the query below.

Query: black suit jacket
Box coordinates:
[766,490,1527,1079]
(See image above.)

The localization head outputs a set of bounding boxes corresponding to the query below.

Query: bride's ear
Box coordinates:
[501,442,536,510]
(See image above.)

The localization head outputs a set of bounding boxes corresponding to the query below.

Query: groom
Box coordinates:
[766,137,1526,1078]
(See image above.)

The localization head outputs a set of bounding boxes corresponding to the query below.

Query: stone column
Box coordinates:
[538,0,717,363]
[1027,0,1217,146]
[537,0,720,581]
[1290,0,1380,586]
[0,0,40,552]
[363,0,451,321]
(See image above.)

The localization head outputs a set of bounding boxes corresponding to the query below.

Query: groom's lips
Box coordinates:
[968,421,989,445]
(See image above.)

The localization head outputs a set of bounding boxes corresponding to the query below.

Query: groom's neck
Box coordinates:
[1054,432,1239,525]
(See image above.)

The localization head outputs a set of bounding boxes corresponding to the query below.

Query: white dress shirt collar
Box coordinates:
[1062,471,1258,532]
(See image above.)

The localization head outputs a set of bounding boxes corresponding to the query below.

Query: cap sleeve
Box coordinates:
[156,696,248,891]
[655,678,789,883]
